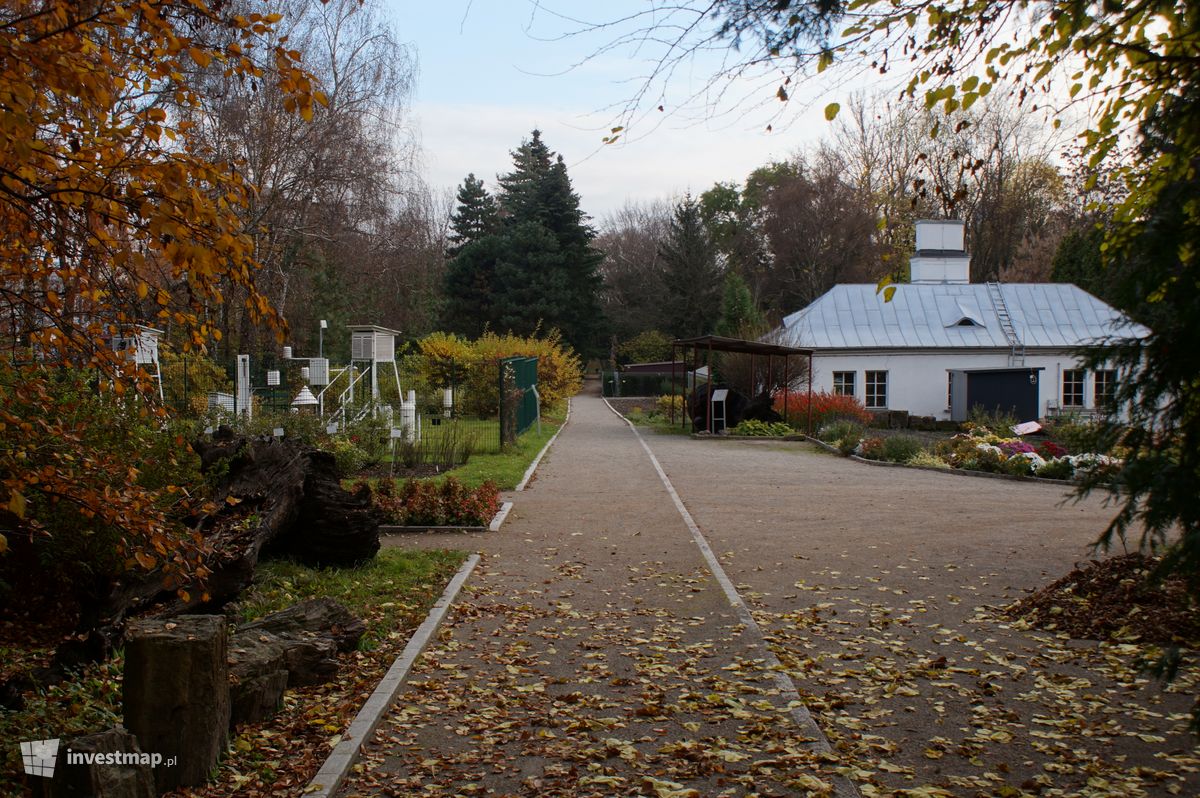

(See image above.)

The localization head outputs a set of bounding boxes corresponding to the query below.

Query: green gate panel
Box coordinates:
[499,356,538,445]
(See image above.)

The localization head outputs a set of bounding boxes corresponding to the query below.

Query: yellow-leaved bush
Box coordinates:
[407,330,582,418]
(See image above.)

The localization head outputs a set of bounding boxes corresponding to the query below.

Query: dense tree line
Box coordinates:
[596,93,1105,348]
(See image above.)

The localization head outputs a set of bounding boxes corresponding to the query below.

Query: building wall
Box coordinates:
[808,349,1114,420]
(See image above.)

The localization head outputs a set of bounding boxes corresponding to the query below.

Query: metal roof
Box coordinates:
[780,283,1149,350]
[673,335,813,357]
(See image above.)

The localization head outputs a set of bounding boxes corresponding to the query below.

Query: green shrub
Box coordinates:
[1045,419,1104,454]
[617,330,673,365]
[325,436,369,476]
[655,394,684,418]
[410,329,582,417]
[342,413,392,466]
[1035,457,1076,480]
[856,437,886,459]
[818,420,860,443]
[0,368,207,612]
[1003,452,1043,476]
[240,410,327,445]
[966,404,1020,432]
[836,425,864,455]
[364,477,500,526]
[880,434,924,463]
[729,419,794,437]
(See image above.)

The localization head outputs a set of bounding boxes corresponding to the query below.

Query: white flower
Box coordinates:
[1069,453,1121,472]
[1034,456,1072,475]
[975,442,1003,456]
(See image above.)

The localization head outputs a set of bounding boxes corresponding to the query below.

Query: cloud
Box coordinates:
[414,101,821,221]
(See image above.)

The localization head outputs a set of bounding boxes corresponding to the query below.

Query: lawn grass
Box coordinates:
[625,411,691,436]
[234,548,468,650]
[432,406,566,489]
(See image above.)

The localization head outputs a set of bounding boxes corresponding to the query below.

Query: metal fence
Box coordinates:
[499,356,538,446]
[161,354,552,458]
[602,371,677,397]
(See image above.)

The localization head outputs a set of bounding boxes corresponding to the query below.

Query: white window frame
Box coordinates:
[1063,368,1085,408]
[832,371,856,397]
[865,370,888,409]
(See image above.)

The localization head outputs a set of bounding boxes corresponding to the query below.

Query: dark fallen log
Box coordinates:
[3,431,381,705]
[238,597,366,653]
[228,599,365,727]
[88,432,379,644]
[228,635,289,728]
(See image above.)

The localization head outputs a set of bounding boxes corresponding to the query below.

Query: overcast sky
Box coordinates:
[384,1,851,223]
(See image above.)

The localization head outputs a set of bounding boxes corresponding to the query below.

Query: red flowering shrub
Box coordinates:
[1037,440,1069,459]
[774,391,873,429]
[358,477,500,526]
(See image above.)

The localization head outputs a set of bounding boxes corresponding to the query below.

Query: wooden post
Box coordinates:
[807,352,814,435]
[123,616,229,792]
[707,339,714,434]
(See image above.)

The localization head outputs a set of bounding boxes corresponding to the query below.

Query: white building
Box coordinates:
[780,220,1149,422]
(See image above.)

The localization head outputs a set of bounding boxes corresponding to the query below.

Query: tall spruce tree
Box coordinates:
[447,173,498,257]
[442,131,606,356]
[659,195,723,338]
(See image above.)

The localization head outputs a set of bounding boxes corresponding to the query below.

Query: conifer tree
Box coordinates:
[443,131,606,355]
[715,272,764,338]
[447,173,498,257]
[659,196,723,338]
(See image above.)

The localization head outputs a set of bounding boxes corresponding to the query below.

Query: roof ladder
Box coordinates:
[986,281,1025,366]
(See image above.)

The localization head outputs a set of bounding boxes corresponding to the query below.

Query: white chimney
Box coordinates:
[910,220,971,284]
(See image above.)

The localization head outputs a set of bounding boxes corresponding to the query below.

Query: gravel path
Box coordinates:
[339,386,1199,797]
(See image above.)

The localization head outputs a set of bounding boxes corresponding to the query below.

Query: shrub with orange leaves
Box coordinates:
[773,391,874,431]
[0,2,323,596]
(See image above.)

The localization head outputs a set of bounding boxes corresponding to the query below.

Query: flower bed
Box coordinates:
[816,423,1121,482]
[356,477,501,528]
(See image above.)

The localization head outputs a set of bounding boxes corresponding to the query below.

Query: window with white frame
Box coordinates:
[865,371,888,409]
[833,371,855,397]
[1063,369,1085,407]
[1094,369,1116,407]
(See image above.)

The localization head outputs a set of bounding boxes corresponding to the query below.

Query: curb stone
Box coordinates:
[515,397,572,492]
[304,552,481,798]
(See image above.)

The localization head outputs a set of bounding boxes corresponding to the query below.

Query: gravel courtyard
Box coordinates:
[343,387,1199,797]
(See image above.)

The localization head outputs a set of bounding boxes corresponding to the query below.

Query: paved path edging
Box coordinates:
[305,552,481,798]
[602,398,860,798]
[515,398,572,492]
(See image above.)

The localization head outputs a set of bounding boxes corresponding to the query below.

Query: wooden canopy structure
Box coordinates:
[670,335,815,433]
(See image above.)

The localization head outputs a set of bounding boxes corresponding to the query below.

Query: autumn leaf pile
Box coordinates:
[1007,554,1200,646]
